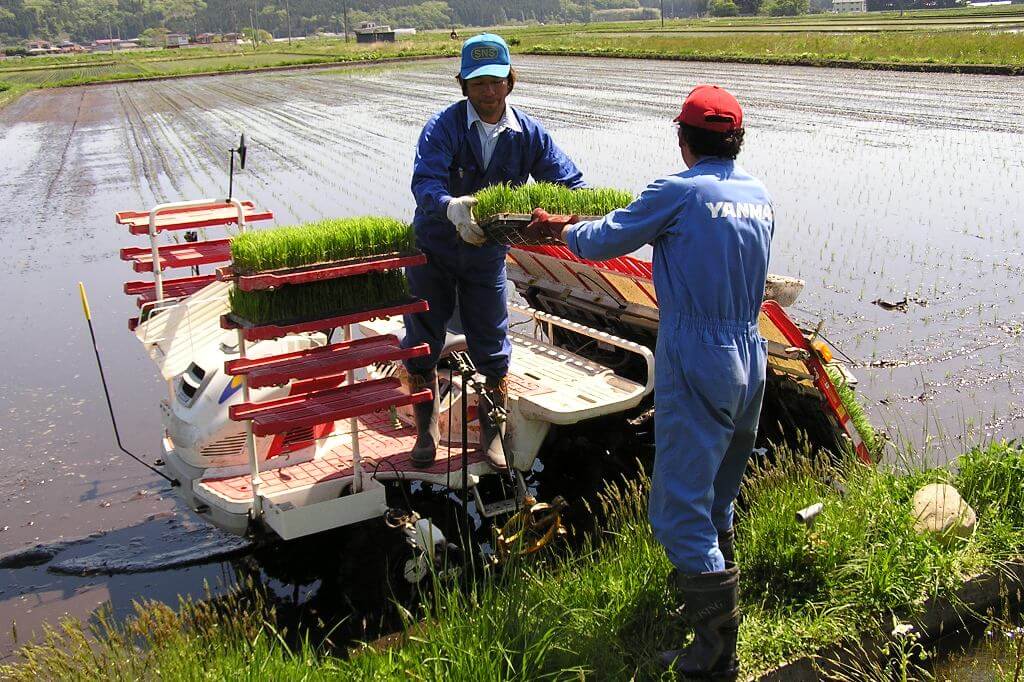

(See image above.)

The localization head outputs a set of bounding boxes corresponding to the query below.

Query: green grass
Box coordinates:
[228,270,410,325]
[5,441,1023,680]
[230,217,415,275]
[474,182,634,222]
[518,30,1024,72]
[826,364,881,461]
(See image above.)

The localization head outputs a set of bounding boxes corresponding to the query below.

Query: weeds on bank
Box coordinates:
[230,217,415,275]
[5,442,1023,679]
[474,182,634,222]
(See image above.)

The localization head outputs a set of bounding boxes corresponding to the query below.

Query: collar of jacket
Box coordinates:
[462,100,523,171]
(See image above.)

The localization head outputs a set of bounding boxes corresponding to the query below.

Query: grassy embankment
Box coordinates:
[0,6,1021,110]
[4,439,1023,680]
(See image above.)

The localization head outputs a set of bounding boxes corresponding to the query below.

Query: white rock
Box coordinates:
[912,483,977,544]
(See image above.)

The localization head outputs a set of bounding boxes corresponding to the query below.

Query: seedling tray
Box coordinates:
[117,201,273,235]
[120,238,233,273]
[221,297,428,341]
[224,335,429,388]
[228,377,431,437]
[219,251,426,291]
[480,213,602,246]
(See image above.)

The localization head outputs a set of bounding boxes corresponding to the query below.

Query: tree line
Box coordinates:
[1,0,657,44]
[0,0,968,46]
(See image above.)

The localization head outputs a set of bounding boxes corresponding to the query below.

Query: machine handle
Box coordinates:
[508,303,655,399]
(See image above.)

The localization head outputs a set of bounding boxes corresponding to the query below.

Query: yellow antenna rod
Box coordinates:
[78,281,92,321]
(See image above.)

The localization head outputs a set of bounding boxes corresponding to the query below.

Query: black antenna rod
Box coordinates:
[227,133,247,200]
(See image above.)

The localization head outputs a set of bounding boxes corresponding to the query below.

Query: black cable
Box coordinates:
[814,330,859,366]
[371,458,414,517]
[460,361,471,572]
[84,312,178,487]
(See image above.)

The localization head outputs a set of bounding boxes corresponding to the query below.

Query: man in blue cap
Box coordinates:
[402,33,586,471]
[524,84,772,680]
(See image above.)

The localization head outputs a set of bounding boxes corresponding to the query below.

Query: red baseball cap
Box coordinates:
[674,84,743,133]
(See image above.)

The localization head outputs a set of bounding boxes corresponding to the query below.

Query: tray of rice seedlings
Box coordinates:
[226,217,421,290]
[226,269,418,332]
[474,183,634,246]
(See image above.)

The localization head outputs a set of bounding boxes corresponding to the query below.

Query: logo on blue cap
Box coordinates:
[460,34,511,81]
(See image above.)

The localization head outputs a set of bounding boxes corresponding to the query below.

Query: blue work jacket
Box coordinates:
[567,158,774,327]
[411,100,585,254]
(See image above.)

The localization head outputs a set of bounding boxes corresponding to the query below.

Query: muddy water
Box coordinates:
[0,56,1021,656]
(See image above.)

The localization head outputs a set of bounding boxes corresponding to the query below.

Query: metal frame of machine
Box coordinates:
[115,195,869,573]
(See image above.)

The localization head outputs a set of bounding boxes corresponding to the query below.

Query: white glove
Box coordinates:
[446,195,486,246]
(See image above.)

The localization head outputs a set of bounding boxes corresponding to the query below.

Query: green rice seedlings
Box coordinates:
[228,270,410,325]
[825,365,881,461]
[473,182,634,223]
[230,217,415,275]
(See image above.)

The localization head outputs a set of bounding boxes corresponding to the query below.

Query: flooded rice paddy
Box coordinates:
[0,56,1022,657]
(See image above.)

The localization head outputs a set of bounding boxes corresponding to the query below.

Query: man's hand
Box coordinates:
[446,196,486,246]
[521,208,581,245]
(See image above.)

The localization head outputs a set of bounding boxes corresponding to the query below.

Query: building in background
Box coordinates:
[834,0,867,10]
[354,21,396,43]
[165,33,189,48]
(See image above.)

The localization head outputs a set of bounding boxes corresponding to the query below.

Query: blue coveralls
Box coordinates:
[404,99,585,378]
[566,158,774,574]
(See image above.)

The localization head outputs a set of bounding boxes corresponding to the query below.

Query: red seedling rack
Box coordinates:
[117,198,273,327]
[121,239,232,273]
[229,377,431,437]
[221,298,428,342]
[221,238,431,510]
[116,200,272,235]
[125,273,218,306]
[219,252,427,292]
[224,334,429,389]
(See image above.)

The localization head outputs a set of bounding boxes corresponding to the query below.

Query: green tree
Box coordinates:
[763,0,807,14]
[709,0,739,14]
[139,25,169,45]
[241,25,272,44]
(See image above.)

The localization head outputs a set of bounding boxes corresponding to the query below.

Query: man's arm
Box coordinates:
[528,119,586,189]
[411,113,457,219]
[566,177,685,261]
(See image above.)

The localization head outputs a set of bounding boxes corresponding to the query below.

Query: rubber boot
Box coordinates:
[408,370,439,468]
[478,375,508,471]
[660,563,740,681]
[667,528,733,618]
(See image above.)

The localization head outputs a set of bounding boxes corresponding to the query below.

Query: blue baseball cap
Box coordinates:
[460,34,511,81]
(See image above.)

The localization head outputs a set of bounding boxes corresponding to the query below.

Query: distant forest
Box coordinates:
[0,0,969,45]
[1,0,664,44]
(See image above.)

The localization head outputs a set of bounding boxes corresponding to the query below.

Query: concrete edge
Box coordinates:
[752,557,1024,681]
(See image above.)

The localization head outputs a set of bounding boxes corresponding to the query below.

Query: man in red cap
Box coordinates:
[525,84,774,680]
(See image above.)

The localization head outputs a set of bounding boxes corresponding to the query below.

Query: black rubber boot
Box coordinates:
[718,528,735,565]
[478,375,508,471]
[408,370,439,468]
[660,563,740,681]
[669,528,734,602]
